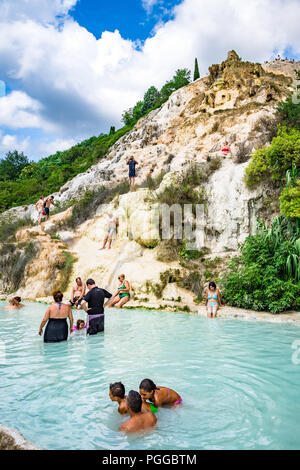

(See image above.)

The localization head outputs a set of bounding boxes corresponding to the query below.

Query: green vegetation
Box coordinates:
[57,251,77,292]
[0,126,133,213]
[222,217,300,313]
[193,58,200,81]
[122,68,191,127]
[0,216,33,244]
[244,126,300,187]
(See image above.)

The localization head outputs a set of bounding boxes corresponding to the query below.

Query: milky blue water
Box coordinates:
[0,301,300,450]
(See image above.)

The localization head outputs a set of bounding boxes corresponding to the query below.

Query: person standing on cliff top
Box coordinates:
[44,196,55,221]
[100,213,119,250]
[35,196,45,225]
[127,156,138,185]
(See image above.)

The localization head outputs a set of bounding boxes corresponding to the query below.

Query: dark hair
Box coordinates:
[139,378,157,392]
[209,282,217,290]
[76,319,85,329]
[53,290,63,302]
[110,382,125,399]
[86,279,95,286]
[76,277,82,282]
[127,390,142,413]
[14,296,21,303]
[50,196,54,199]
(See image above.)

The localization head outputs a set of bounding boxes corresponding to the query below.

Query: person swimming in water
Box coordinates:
[70,277,86,307]
[109,382,157,415]
[139,379,182,408]
[119,390,157,434]
[13,296,24,308]
[39,291,73,343]
[109,382,128,415]
[72,319,86,331]
[4,298,20,310]
[204,281,223,318]
[107,274,131,309]
[100,213,119,250]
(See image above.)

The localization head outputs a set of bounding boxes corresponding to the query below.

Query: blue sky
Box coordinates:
[71,0,183,41]
[0,0,299,161]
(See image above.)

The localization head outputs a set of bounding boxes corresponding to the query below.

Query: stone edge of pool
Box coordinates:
[0,425,41,450]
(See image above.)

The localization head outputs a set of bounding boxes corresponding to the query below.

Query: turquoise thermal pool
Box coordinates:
[0,301,300,450]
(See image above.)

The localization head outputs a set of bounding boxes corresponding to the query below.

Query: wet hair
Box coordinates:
[86,279,95,286]
[139,378,157,392]
[76,319,85,329]
[53,290,63,302]
[127,390,142,413]
[14,296,21,303]
[209,281,217,290]
[110,382,125,399]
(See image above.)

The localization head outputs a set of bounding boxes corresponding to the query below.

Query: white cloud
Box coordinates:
[142,0,160,13]
[0,0,78,23]
[0,0,300,159]
[37,137,78,157]
[0,130,30,154]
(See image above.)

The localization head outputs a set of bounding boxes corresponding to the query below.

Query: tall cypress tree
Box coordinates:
[193,58,200,81]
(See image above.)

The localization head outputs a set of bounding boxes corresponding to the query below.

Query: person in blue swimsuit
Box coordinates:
[127,156,138,186]
[205,281,223,318]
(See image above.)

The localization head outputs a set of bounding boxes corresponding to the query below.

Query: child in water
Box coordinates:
[72,319,86,332]
[109,382,158,414]
[139,378,182,408]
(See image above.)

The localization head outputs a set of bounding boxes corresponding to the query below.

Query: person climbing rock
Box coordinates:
[44,196,55,221]
[127,156,138,185]
[35,196,45,225]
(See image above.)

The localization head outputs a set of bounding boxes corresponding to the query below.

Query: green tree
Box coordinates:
[0,151,29,181]
[193,58,200,81]
[109,126,116,135]
[172,68,191,90]
[141,86,160,114]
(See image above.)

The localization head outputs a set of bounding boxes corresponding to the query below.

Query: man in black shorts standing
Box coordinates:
[79,279,112,335]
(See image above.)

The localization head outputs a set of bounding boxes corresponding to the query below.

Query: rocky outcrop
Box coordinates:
[0,425,40,450]
[1,52,298,303]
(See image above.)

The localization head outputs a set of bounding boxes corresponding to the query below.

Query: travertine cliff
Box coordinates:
[1,52,299,306]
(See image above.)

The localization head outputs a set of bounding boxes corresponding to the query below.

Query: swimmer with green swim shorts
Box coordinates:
[108,274,131,309]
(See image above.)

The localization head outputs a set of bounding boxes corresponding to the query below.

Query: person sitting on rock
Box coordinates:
[70,277,86,307]
[119,390,157,434]
[107,274,130,309]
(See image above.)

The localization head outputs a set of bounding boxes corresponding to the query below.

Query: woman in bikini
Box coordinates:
[39,291,73,343]
[139,378,182,408]
[204,281,223,318]
[108,274,131,309]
